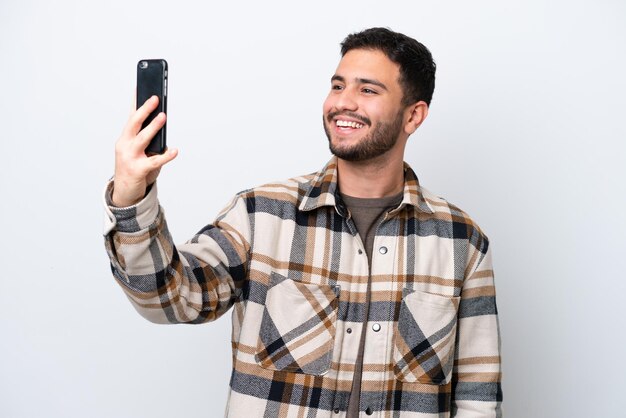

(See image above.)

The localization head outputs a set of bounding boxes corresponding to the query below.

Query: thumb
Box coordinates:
[148,147,178,169]
[145,149,178,184]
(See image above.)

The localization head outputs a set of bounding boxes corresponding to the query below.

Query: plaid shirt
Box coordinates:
[103,157,502,417]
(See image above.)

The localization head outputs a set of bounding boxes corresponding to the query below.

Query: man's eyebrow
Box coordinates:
[330,75,388,91]
[358,78,388,91]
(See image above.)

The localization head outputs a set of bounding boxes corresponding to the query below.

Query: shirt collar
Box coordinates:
[299,156,434,215]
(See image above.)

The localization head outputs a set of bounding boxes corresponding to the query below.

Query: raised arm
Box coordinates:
[103,96,250,324]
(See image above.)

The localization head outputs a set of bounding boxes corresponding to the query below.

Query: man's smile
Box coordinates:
[327,112,371,136]
[336,119,365,129]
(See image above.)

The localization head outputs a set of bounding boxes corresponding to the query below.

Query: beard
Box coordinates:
[323,110,404,162]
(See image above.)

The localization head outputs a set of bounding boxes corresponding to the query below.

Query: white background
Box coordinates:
[1,1,625,417]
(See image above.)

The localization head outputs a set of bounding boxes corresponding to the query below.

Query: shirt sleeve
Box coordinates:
[102,180,251,324]
[451,234,503,417]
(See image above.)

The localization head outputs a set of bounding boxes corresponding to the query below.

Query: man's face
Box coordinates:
[323,48,408,162]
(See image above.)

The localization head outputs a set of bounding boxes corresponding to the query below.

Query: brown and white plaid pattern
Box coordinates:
[103,157,502,417]
[393,288,460,385]
[255,272,340,375]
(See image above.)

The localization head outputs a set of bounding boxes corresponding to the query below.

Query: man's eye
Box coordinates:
[331,84,344,91]
[362,88,377,94]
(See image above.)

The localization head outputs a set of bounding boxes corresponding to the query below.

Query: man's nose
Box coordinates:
[334,88,358,111]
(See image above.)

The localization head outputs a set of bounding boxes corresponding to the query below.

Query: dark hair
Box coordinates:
[341,27,436,106]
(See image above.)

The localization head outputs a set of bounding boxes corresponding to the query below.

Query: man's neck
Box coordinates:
[336,153,405,198]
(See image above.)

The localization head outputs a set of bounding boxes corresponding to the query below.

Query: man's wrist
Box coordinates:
[105,181,159,233]
[110,182,153,208]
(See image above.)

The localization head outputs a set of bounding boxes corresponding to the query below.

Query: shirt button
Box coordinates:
[372,323,381,332]
[378,246,388,254]
[365,407,373,415]
[346,328,352,334]
[358,249,363,255]
[334,408,340,414]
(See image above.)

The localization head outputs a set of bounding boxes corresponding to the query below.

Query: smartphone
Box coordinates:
[137,59,168,155]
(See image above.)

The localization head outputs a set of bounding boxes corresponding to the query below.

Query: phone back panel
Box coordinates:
[137,59,168,154]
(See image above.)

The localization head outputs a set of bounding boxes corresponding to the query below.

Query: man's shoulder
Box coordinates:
[234,171,318,206]
[417,184,489,241]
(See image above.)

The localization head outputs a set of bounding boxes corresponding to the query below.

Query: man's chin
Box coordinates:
[329,144,367,162]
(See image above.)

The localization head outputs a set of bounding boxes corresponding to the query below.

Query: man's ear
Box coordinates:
[404,101,429,135]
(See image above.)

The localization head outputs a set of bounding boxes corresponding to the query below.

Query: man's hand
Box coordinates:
[112,95,178,207]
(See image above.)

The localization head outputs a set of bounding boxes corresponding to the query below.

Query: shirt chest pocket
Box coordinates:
[393,289,460,385]
[255,272,340,376]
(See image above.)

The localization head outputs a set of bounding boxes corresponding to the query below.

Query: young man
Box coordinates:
[104,28,502,417]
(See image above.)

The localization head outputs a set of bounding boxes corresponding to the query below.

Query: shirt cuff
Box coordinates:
[102,180,159,235]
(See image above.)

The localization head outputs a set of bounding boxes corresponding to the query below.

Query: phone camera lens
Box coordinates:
[139,61,148,69]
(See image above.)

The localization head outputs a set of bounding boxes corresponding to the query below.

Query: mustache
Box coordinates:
[326,111,371,126]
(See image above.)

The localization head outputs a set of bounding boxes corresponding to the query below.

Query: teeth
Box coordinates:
[336,120,364,129]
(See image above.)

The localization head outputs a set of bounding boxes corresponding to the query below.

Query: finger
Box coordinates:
[142,147,178,172]
[134,112,167,149]
[123,95,160,136]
